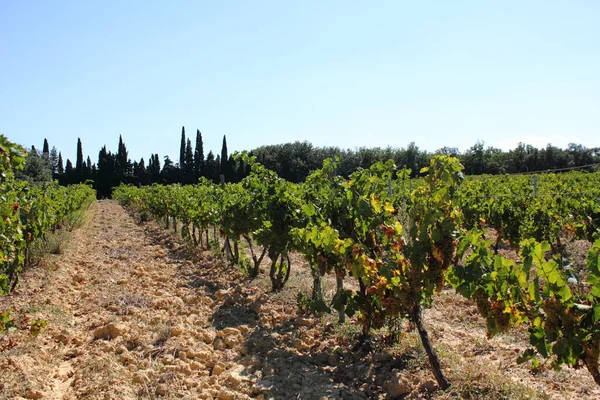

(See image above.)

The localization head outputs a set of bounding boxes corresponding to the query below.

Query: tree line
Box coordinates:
[251,140,600,182]
[19,128,248,198]
[17,128,600,197]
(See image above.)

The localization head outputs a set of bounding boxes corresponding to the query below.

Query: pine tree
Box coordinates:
[17,146,52,182]
[75,138,84,183]
[194,129,204,180]
[162,155,178,184]
[49,146,59,177]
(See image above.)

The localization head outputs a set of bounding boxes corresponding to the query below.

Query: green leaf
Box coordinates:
[528,278,541,303]
[587,239,600,276]
[591,284,600,299]
[593,305,600,323]
[517,348,536,364]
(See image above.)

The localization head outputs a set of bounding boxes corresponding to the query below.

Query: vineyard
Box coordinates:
[2,142,600,398]
[0,136,95,294]
[112,153,600,391]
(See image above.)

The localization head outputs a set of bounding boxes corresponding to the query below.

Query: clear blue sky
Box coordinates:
[2,1,599,163]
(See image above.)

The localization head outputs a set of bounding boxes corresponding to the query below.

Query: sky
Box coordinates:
[1,1,599,163]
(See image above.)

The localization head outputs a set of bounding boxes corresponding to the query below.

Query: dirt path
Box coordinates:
[2,200,600,400]
[0,201,266,399]
[0,201,375,400]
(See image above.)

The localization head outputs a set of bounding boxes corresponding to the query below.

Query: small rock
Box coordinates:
[248,302,262,314]
[55,331,72,345]
[72,336,84,346]
[170,326,183,336]
[189,361,203,371]
[296,317,314,327]
[420,380,437,392]
[215,289,230,302]
[217,388,236,400]
[224,334,241,348]
[132,372,147,384]
[221,327,241,337]
[226,365,254,389]
[119,353,134,365]
[238,325,251,335]
[72,273,85,284]
[93,322,127,340]
[293,339,310,352]
[24,390,44,399]
[252,379,273,394]
[155,384,167,396]
[195,328,215,343]
[384,373,413,398]
[213,337,226,350]
[212,363,226,376]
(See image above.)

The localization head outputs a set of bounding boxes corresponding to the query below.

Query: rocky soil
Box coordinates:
[1,200,598,399]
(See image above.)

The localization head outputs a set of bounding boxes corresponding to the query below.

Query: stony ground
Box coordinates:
[1,200,599,399]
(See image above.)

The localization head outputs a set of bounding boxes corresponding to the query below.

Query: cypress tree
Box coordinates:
[96,146,117,198]
[82,160,89,181]
[57,152,64,174]
[86,156,93,181]
[227,155,236,182]
[65,159,74,185]
[116,135,130,180]
[132,160,139,185]
[237,157,246,181]
[75,138,84,182]
[42,139,49,155]
[96,147,108,197]
[185,138,194,183]
[179,126,186,182]
[146,156,153,184]
[136,157,147,186]
[49,147,59,177]
[194,129,204,179]
[205,151,217,183]
[147,154,161,183]
[220,135,228,178]
[154,154,161,182]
